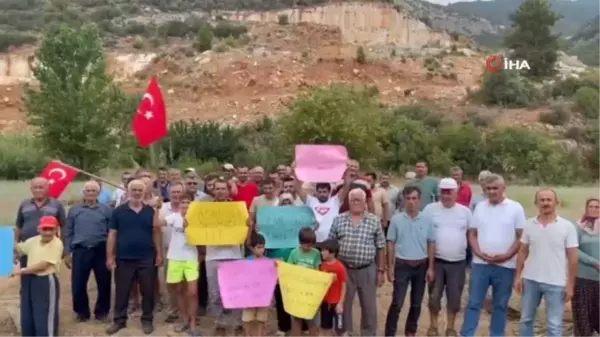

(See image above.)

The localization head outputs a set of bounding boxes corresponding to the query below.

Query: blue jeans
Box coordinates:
[460,263,515,336]
[519,279,564,337]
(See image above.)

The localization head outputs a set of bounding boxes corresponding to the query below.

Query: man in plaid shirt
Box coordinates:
[328,188,386,336]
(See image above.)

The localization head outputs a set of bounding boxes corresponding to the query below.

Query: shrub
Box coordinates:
[0,135,48,180]
[278,14,289,25]
[538,103,570,126]
[479,70,540,107]
[195,24,213,52]
[0,32,37,52]
[356,46,366,64]
[212,22,247,39]
[279,84,383,167]
[574,87,599,119]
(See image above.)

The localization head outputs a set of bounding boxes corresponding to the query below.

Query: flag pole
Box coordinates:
[149,143,158,169]
[52,160,125,191]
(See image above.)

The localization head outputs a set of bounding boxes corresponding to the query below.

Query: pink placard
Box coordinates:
[295,144,348,183]
[217,259,277,309]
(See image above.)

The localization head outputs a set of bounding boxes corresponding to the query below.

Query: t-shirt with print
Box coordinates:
[287,247,321,269]
[166,213,198,261]
[320,259,347,304]
[306,195,340,242]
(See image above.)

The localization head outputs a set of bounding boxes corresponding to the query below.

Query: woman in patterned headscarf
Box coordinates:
[572,197,600,336]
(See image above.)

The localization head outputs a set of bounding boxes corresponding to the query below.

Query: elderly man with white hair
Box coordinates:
[328,188,386,336]
[65,180,113,322]
[106,179,163,335]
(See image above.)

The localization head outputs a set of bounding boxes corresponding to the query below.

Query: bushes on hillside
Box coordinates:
[3,85,592,184]
[478,70,540,107]
[574,87,599,119]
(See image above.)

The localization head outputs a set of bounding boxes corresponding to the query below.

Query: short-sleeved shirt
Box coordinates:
[520,216,578,286]
[387,212,435,260]
[471,198,526,269]
[234,182,260,209]
[320,259,348,304]
[328,212,386,268]
[18,236,64,275]
[110,203,156,260]
[16,198,66,241]
[267,248,293,261]
[250,195,280,215]
[404,177,439,210]
[306,195,341,242]
[423,202,472,261]
[287,247,321,269]
[456,183,473,208]
[166,213,198,261]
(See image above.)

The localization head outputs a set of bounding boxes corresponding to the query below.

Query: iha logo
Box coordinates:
[485,55,531,72]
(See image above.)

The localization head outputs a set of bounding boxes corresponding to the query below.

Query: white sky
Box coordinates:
[424,0,479,4]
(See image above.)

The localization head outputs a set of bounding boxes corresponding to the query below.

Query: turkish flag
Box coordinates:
[39,161,79,198]
[132,77,168,147]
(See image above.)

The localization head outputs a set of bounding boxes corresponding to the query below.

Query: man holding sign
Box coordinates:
[295,169,351,243]
[201,179,245,336]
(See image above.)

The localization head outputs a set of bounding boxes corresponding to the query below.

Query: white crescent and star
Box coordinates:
[47,168,67,185]
[140,93,155,120]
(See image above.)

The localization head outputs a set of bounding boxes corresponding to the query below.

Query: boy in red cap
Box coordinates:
[12,215,63,336]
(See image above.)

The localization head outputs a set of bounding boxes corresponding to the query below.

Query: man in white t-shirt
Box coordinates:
[204,179,244,336]
[515,188,578,337]
[295,170,351,242]
[423,178,472,337]
[460,174,526,337]
[164,194,201,336]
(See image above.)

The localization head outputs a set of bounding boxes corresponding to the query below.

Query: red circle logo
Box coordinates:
[485,55,504,73]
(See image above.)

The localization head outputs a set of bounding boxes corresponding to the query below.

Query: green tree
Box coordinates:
[24,24,131,173]
[504,0,561,78]
[279,85,383,166]
[356,46,366,64]
[195,23,213,52]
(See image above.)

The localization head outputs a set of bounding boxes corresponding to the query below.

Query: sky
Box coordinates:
[423,0,479,5]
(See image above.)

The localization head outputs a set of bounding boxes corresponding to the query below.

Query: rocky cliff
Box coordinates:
[229,2,452,49]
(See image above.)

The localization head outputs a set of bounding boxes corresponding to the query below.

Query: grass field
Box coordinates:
[0,180,597,224]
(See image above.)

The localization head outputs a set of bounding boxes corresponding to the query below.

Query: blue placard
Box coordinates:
[0,227,15,277]
[257,206,315,249]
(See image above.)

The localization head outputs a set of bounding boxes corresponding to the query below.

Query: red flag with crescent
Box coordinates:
[132,76,167,147]
[39,161,79,198]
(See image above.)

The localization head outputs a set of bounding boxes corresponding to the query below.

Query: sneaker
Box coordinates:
[186,327,201,336]
[142,322,154,335]
[106,323,126,335]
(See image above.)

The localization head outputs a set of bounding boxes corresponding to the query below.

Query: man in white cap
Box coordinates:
[423,178,473,337]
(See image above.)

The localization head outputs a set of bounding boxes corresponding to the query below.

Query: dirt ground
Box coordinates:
[0,266,532,337]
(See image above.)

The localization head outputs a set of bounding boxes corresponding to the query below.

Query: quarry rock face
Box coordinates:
[229,2,452,49]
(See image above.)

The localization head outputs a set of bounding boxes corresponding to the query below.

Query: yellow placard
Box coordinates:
[277,260,333,320]
[185,201,248,245]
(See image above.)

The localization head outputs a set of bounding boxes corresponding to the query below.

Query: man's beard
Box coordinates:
[317,195,329,203]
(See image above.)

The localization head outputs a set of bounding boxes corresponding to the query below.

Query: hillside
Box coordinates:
[447,0,599,36]
[567,15,599,66]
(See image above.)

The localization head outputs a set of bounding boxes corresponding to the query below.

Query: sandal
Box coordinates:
[426,327,439,336]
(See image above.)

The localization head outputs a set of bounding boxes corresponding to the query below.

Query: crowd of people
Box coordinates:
[10,159,600,337]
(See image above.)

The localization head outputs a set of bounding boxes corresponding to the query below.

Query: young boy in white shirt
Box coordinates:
[164,193,202,336]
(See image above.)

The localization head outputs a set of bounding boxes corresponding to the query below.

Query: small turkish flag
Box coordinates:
[132,77,168,147]
[39,161,79,198]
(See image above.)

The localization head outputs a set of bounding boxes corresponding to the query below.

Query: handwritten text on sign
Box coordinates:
[218,259,277,309]
[257,206,315,249]
[185,201,248,245]
[277,261,333,319]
